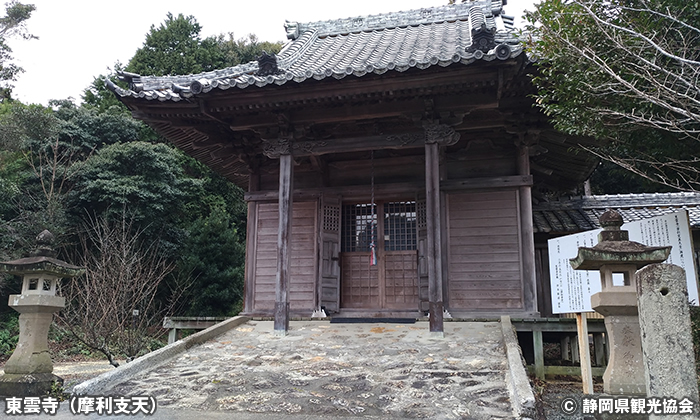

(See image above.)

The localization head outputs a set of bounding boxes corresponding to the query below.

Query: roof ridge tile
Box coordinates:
[285,1,502,40]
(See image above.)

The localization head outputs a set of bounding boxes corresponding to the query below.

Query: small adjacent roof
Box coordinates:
[107,0,522,101]
[533,192,700,233]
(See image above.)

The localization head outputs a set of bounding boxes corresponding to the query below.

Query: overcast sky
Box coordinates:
[6,0,537,106]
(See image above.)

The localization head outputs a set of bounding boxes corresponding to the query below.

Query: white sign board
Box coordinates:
[548,210,698,314]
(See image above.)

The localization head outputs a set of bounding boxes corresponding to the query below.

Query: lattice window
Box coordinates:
[341,204,377,252]
[416,199,427,230]
[384,201,417,251]
[323,204,340,232]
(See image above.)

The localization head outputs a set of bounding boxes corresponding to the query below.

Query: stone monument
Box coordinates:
[570,210,670,395]
[637,263,699,419]
[0,230,84,396]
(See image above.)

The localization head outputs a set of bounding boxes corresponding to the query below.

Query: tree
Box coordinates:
[57,212,176,367]
[216,33,283,66]
[82,64,129,114]
[177,206,245,316]
[126,13,226,76]
[69,141,201,254]
[125,14,283,78]
[526,0,700,190]
[0,1,35,100]
[0,102,71,262]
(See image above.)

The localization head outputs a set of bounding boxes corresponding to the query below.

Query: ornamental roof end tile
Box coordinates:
[107,0,524,102]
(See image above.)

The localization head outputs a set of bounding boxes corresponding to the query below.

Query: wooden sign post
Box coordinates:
[575,313,593,394]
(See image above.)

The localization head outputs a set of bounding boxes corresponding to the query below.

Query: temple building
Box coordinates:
[107,1,599,333]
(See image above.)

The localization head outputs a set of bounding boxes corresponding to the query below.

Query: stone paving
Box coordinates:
[110,320,514,419]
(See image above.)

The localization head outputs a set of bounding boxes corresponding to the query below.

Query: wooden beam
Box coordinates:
[441,175,532,191]
[425,141,444,336]
[274,153,294,336]
[260,132,434,157]
[244,182,424,202]
[527,365,606,377]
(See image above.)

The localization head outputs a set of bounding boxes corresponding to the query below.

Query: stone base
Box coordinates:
[601,314,646,395]
[0,372,63,397]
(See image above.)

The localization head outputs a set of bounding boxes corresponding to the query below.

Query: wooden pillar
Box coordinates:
[517,138,538,315]
[533,329,545,380]
[274,153,294,336]
[423,122,459,337]
[593,333,606,367]
[425,141,444,336]
[243,168,260,315]
[561,335,571,361]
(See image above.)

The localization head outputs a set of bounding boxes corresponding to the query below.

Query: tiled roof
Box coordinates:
[107,0,523,101]
[533,193,700,233]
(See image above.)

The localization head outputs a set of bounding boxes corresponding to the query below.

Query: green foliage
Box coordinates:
[0,312,19,361]
[0,102,59,152]
[0,1,36,39]
[0,9,261,333]
[216,33,283,66]
[589,161,675,194]
[0,1,35,100]
[126,13,226,76]
[48,381,67,401]
[0,149,28,219]
[82,62,130,114]
[177,206,245,316]
[69,142,201,254]
[0,102,73,261]
[49,100,141,159]
[526,0,700,191]
[125,14,282,78]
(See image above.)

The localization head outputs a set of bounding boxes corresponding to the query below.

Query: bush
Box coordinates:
[0,313,19,362]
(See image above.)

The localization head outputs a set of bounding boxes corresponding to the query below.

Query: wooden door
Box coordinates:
[340,201,419,310]
[320,195,341,313]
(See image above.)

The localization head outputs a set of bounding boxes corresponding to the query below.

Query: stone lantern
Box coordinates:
[569,210,670,395]
[0,230,84,396]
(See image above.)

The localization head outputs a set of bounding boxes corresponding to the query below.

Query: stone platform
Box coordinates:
[69,319,533,419]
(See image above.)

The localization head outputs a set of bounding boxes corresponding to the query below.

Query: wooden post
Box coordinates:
[422,122,459,336]
[593,333,606,367]
[274,153,294,336]
[168,328,178,345]
[517,140,538,315]
[533,329,545,380]
[243,169,260,315]
[576,313,594,394]
[561,336,571,361]
[425,141,444,337]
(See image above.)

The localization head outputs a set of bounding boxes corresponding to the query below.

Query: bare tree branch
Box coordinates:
[56,209,183,367]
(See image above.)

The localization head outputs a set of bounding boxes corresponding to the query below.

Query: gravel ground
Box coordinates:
[535,378,604,420]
